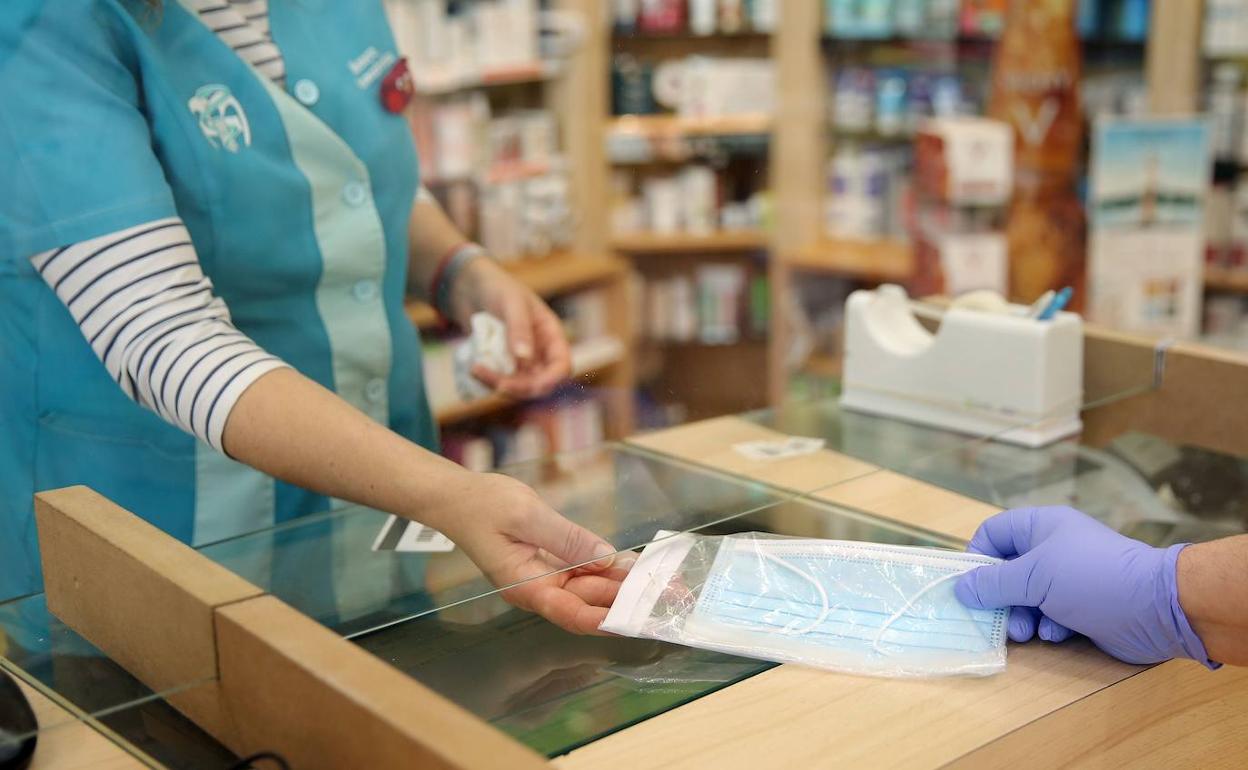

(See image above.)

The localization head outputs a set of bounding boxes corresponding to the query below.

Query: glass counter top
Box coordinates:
[0,452,961,766]
[4,375,1243,766]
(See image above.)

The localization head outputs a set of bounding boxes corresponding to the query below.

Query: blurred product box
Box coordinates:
[936,232,1009,296]
[960,0,1008,37]
[1205,0,1248,57]
[914,117,1014,206]
[387,0,540,91]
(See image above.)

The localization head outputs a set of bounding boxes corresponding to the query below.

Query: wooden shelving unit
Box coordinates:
[784,238,914,283]
[398,1,637,445]
[801,354,843,381]
[612,230,768,254]
[591,9,779,424]
[502,252,628,296]
[405,301,440,331]
[583,1,1187,412]
[435,336,627,425]
[765,2,1184,404]
[1206,266,1248,295]
[404,252,627,331]
[413,60,560,96]
[606,113,772,140]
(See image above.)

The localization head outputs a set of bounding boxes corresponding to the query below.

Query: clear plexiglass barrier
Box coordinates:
[5,326,1241,765]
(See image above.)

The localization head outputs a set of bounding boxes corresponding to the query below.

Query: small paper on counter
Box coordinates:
[732,436,825,461]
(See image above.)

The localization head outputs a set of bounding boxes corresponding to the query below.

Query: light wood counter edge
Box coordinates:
[945,659,1248,770]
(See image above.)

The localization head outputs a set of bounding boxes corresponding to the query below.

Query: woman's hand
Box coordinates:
[447,257,571,399]
[433,471,628,635]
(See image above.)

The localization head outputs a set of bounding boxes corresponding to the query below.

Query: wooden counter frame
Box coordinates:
[32,486,547,770]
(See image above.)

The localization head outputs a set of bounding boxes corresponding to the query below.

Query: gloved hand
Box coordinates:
[954,506,1216,667]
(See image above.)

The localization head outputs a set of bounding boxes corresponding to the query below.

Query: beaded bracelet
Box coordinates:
[430,242,486,320]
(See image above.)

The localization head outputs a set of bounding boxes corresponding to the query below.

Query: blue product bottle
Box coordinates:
[827,0,896,40]
[875,69,908,137]
[1077,0,1102,39]
[894,0,925,37]
[1116,0,1150,42]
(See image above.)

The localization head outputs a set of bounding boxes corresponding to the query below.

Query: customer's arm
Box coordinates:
[1177,535,1248,666]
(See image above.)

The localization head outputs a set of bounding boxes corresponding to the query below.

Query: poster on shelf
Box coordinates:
[1088,117,1211,338]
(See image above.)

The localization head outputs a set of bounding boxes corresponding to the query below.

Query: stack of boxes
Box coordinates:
[911,117,1013,297]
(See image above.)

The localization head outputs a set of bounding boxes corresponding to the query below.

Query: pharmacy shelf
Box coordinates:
[434,336,627,425]
[505,251,630,296]
[800,354,843,380]
[424,158,562,187]
[406,252,629,331]
[413,60,561,96]
[1205,266,1248,294]
[784,237,914,283]
[611,230,768,254]
[614,30,770,41]
[406,301,441,331]
[606,113,772,140]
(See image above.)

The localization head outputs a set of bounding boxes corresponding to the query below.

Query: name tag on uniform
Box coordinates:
[380,57,413,114]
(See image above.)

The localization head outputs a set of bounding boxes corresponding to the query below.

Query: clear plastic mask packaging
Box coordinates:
[601,531,1008,678]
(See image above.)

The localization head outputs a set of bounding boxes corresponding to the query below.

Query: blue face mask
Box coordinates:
[683,538,1007,677]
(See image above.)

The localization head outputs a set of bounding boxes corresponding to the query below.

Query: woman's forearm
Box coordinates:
[407,194,473,297]
[221,367,474,535]
[1177,534,1248,666]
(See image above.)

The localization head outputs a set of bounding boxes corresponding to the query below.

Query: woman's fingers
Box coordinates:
[530,299,572,386]
[515,504,616,571]
[564,574,623,608]
[505,581,611,636]
[499,293,535,363]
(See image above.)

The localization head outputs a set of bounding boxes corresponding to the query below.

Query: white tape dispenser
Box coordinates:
[840,285,1083,448]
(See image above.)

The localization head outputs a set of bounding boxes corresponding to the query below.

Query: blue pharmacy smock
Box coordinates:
[0,0,437,602]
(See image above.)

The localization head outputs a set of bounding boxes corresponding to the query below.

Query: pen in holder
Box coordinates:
[840,285,1083,448]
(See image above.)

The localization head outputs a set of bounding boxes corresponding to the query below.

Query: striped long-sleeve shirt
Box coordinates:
[28,0,288,452]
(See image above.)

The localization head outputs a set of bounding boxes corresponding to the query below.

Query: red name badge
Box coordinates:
[381,57,414,114]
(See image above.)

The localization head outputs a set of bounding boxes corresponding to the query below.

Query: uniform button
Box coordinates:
[352,279,379,302]
[365,378,386,403]
[342,181,368,207]
[293,78,320,106]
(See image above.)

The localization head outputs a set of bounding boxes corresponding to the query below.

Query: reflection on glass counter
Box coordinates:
[750,399,1247,547]
[351,495,960,757]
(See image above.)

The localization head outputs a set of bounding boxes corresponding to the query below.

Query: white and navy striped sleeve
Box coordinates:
[30,217,290,453]
[192,0,285,85]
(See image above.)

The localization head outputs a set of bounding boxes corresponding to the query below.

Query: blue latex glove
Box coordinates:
[954,506,1216,667]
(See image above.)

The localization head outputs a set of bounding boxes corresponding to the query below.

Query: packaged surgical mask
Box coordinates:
[601,531,1007,678]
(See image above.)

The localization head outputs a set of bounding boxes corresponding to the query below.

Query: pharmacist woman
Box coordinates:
[0,0,623,634]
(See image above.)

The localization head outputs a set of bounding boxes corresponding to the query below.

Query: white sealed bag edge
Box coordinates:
[600,530,698,636]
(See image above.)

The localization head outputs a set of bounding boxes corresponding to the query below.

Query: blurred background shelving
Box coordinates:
[768,0,1195,405]
[387,0,637,472]
[601,0,779,426]
[382,0,1248,461]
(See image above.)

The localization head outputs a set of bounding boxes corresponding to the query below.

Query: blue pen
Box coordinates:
[1036,287,1072,321]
